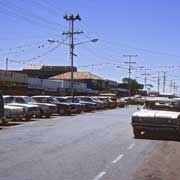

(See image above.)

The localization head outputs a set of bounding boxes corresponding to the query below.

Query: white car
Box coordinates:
[15,96,57,118]
[131,97,180,138]
[3,96,40,121]
[4,105,25,123]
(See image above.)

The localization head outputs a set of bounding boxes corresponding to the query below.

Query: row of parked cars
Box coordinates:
[0,92,127,125]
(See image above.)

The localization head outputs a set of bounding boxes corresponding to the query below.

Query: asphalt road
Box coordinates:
[0,106,179,180]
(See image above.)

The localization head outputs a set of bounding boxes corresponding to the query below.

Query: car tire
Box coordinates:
[45,114,51,118]
[25,116,32,121]
[133,128,141,138]
[59,109,65,115]
[37,109,44,118]
[1,119,8,126]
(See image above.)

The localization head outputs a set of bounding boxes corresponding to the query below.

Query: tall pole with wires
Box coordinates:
[141,69,150,93]
[157,72,160,94]
[170,80,173,94]
[6,58,8,71]
[163,71,166,93]
[173,82,176,95]
[63,14,83,96]
[123,55,137,97]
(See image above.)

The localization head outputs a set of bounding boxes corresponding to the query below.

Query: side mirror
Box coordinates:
[137,107,140,110]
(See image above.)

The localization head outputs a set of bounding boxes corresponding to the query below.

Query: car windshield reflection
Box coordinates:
[144,101,180,112]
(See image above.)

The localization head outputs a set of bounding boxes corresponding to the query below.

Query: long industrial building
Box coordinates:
[0,64,132,96]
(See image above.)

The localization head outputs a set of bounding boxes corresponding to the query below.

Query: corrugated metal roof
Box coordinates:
[49,72,104,80]
[24,64,43,70]
[23,65,77,71]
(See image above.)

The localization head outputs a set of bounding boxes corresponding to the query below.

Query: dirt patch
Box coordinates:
[130,141,180,180]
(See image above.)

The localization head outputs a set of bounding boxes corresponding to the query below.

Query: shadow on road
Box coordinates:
[136,132,180,142]
[0,122,23,128]
[12,118,37,122]
[2,122,23,126]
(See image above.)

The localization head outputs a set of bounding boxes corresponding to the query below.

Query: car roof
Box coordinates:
[3,95,13,98]
[32,96,52,98]
[145,97,176,102]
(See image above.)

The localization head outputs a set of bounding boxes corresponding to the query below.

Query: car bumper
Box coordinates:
[131,122,179,131]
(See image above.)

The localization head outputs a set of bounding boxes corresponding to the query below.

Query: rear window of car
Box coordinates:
[144,101,180,112]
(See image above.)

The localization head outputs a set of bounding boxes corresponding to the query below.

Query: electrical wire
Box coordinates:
[8,37,68,64]
[81,20,180,59]
[0,41,48,54]
[1,0,60,28]
[0,1,60,33]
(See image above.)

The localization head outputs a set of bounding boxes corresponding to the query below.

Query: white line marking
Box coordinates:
[128,143,135,150]
[93,171,106,180]
[112,154,124,164]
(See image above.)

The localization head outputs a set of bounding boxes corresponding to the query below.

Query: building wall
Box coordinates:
[81,79,105,91]
[0,70,27,86]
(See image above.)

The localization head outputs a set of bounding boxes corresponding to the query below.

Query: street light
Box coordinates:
[73,38,99,46]
[47,37,98,96]
[47,39,57,43]
[48,38,99,46]
[90,38,99,43]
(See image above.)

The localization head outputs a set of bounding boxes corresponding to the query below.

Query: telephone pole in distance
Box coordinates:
[141,69,151,92]
[162,71,166,93]
[6,58,8,71]
[123,54,138,97]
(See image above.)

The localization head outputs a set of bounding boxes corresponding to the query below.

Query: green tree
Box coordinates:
[122,78,144,90]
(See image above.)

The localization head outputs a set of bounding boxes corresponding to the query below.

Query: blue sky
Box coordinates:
[0,0,180,93]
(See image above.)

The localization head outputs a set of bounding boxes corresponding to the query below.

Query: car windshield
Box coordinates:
[15,97,26,104]
[4,97,15,104]
[144,101,180,112]
[81,97,92,102]
[56,97,66,102]
[24,97,34,104]
[65,98,72,103]
[72,98,79,103]
[33,97,52,103]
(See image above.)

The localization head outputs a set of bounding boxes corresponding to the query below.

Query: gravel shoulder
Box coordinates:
[130,140,180,180]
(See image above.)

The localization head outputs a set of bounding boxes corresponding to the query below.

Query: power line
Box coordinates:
[6,37,68,65]
[1,0,60,28]
[0,1,60,33]
[28,0,68,29]
[80,19,180,59]
[6,44,60,65]
[79,45,124,63]
[0,43,53,60]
